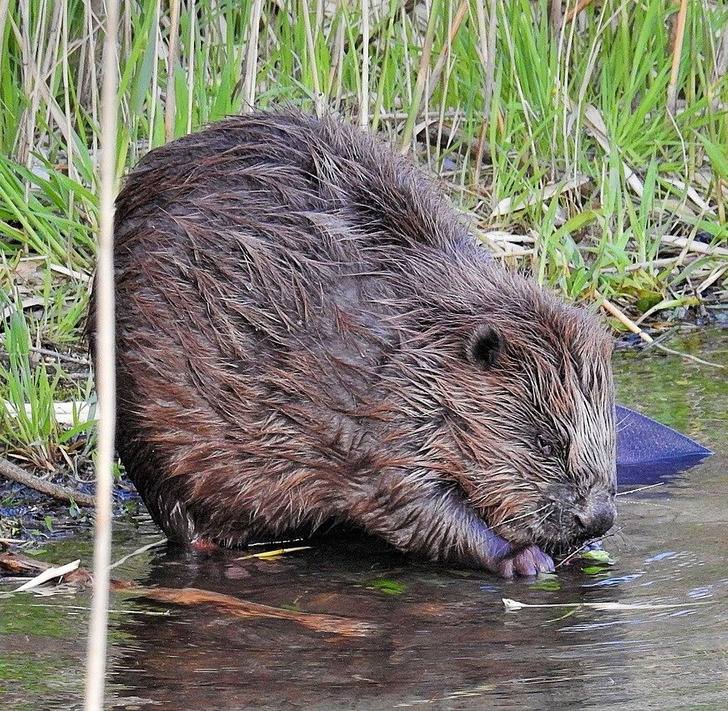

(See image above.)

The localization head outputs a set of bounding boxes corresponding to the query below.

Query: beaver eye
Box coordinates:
[535,435,556,457]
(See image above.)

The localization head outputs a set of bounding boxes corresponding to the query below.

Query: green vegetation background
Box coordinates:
[0,0,726,478]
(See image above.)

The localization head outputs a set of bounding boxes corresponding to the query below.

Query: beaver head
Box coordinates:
[377,249,617,556]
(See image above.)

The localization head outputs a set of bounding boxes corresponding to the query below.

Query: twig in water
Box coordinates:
[0,549,371,637]
[553,540,594,569]
[503,597,714,612]
[110,539,168,570]
[616,482,665,496]
[14,559,81,592]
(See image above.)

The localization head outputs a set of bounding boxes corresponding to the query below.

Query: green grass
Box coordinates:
[0,0,726,465]
[0,307,64,469]
[0,298,94,470]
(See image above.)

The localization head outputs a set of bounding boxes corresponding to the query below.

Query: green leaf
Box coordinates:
[580,549,614,564]
[530,573,561,591]
[697,133,728,181]
[367,578,407,595]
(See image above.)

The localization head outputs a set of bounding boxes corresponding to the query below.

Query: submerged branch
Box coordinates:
[0,548,372,638]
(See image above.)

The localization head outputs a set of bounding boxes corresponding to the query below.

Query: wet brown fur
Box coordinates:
[89,112,617,577]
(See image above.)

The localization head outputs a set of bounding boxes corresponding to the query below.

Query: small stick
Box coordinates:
[0,538,27,546]
[0,455,96,507]
[598,294,725,369]
[490,249,535,259]
[564,0,594,24]
[14,559,81,591]
[599,256,687,274]
[109,539,167,570]
[599,295,653,344]
[554,540,594,569]
[28,346,89,366]
[504,597,713,612]
[647,343,725,369]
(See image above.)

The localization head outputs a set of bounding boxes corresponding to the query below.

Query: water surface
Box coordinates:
[1,328,726,710]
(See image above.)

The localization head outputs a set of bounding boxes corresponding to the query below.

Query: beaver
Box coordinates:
[89,111,617,578]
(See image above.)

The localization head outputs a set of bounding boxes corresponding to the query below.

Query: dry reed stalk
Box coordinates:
[400,0,441,154]
[84,0,119,707]
[661,235,728,257]
[60,2,77,187]
[428,0,468,98]
[473,0,497,185]
[328,11,346,112]
[696,264,728,295]
[82,0,100,162]
[0,0,9,60]
[548,0,563,32]
[428,1,467,168]
[242,0,264,112]
[667,0,689,114]
[360,0,370,128]
[146,0,161,152]
[185,0,196,133]
[302,0,323,116]
[165,0,181,141]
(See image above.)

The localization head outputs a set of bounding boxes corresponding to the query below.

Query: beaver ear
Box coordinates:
[466,325,504,369]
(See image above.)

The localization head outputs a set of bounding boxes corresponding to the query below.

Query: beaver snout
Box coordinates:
[574,491,616,540]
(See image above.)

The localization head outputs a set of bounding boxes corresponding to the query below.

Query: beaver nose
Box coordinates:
[574,494,616,539]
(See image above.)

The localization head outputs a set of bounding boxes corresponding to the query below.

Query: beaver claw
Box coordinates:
[495,544,554,578]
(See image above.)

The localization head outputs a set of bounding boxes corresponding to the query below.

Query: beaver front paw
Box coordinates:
[495,544,554,578]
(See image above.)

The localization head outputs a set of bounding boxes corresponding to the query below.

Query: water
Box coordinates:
[1,329,726,710]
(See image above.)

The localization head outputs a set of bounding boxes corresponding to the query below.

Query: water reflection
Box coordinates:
[104,526,728,710]
[108,538,646,710]
[1,329,726,710]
